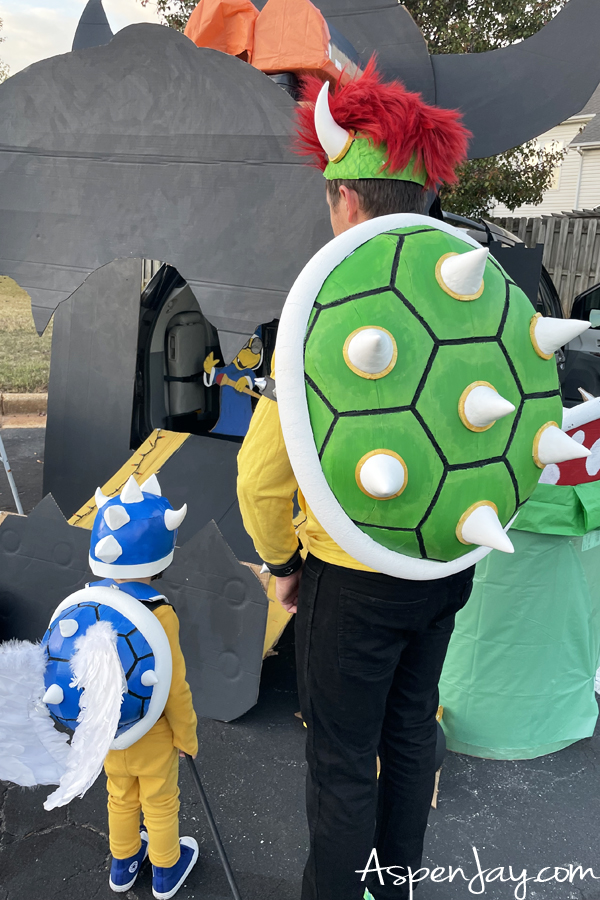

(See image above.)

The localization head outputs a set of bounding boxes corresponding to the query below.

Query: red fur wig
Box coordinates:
[294,58,471,189]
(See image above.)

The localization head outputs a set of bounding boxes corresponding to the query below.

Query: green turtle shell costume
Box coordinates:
[277,78,590,579]
[275,213,589,579]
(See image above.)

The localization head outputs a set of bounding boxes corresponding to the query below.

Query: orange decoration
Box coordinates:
[251,0,359,85]
[184,0,259,62]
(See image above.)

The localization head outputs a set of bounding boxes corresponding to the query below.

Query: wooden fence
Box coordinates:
[492,209,600,315]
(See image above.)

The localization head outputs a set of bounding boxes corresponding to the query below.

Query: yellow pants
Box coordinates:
[104,716,180,868]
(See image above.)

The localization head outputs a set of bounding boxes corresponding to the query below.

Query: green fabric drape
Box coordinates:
[440,526,600,759]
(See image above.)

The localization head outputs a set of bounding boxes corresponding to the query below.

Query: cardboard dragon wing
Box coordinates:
[314,0,600,159]
[0,585,172,809]
[275,215,591,580]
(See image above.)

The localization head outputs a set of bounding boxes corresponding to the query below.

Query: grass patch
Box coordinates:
[0,276,52,393]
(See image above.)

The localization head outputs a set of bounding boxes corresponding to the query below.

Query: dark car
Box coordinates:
[562,281,600,405]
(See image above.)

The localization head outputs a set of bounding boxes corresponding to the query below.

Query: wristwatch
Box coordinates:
[264,542,303,577]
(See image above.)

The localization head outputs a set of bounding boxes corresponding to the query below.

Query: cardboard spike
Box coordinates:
[439,247,488,297]
[579,387,596,402]
[314,82,353,162]
[536,424,591,467]
[458,504,514,554]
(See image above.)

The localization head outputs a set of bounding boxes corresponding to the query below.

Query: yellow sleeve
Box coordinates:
[154,605,198,756]
[237,394,299,566]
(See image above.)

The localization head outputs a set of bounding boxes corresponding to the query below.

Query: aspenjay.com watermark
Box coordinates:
[357,848,600,899]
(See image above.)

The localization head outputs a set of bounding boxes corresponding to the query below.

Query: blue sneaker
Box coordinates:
[109,830,149,892]
[152,837,199,900]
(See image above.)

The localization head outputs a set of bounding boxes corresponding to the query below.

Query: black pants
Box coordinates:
[295,554,474,900]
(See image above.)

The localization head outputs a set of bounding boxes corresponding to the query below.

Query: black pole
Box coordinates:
[184,754,243,900]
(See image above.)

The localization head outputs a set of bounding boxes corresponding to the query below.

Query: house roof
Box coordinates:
[571,83,600,145]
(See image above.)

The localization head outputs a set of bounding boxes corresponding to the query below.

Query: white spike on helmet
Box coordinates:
[95,487,111,509]
[104,505,131,531]
[94,535,124,564]
[140,473,162,496]
[89,484,188,578]
[120,475,144,504]
[314,81,354,164]
[164,504,187,532]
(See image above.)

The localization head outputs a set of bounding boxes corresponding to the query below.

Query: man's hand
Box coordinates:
[179,751,197,759]
[235,377,249,392]
[275,569,303,614]
[204,351,220,374]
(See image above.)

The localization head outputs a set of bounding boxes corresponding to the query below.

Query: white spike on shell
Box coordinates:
[95,487,110,509]
[457,503,514,554]
[534,423,591,468]
[344,327,397,378]
[94,534,123,563]
[356,452,407,500]
[103,505,131,531]
[164,504,187,532]
[120,475,144,504]
[437,247,488,299]
[43,684,64,706]
[141,670,159,687]
[530,314,590,359]
[460,383,516,431]
[140,473,162,496]
[58,619,79,638]
[314,81,353,163]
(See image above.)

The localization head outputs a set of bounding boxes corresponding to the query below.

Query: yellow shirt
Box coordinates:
[153,604,198,757]
[237,393,374,572]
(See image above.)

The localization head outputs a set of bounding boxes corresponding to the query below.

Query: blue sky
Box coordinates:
[0,1,162,75]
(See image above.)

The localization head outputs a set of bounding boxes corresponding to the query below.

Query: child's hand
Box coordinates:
[179,751,197,759]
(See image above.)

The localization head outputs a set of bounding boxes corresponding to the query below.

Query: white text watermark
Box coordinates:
[356,847,600,899]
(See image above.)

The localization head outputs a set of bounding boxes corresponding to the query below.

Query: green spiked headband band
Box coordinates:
[324,138,427,185]
[316,82,427,185]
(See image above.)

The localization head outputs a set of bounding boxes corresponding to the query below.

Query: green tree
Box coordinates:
[142,0,570,217]
[140,0,195,31]
[0,17,9,83]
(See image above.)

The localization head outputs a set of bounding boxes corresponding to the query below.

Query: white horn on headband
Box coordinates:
[314,82,354,163]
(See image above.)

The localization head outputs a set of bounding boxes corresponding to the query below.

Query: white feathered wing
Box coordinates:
[0,640,70,786]
[44,621,125,810]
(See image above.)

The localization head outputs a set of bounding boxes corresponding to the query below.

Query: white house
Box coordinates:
[492,84,600,217]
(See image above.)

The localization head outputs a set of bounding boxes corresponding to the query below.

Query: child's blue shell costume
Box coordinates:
[0,475,187,809]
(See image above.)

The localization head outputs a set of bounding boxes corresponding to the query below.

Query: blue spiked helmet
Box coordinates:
[90,474,187,578]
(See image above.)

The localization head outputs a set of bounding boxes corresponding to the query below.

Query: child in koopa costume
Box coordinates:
[0,475,198,900]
